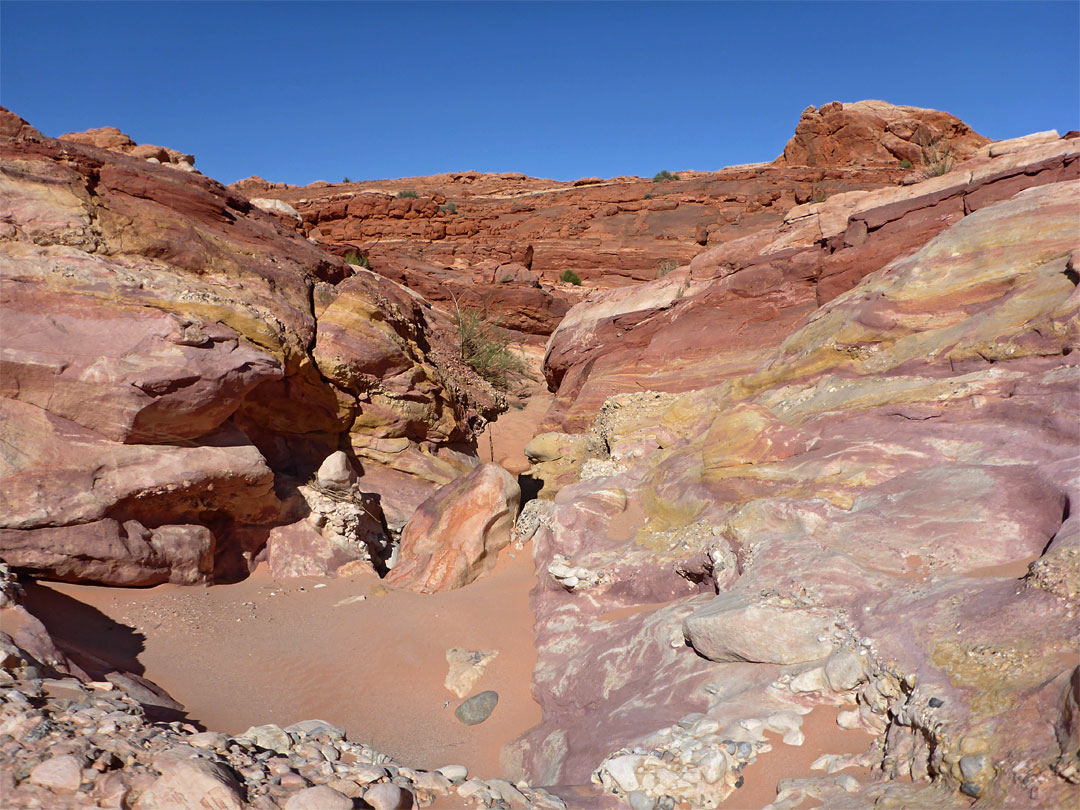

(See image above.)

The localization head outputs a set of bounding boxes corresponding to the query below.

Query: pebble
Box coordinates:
[960,780,982,797]
[284,785,353,810]
[435,764,469,783]
[364,781,412,810]
[455,690,499,726]
[959,754,985,780]
[928,697,945,708]
[628,790,655,810]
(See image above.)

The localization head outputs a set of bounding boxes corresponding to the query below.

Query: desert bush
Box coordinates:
[343,250,370,268]
[440,201,457,214]
[397,189,419,199]
[653,169,680,183]
[811,183,828,203]
[656,259,679,278]
[342,176,352,183]
[560,269,582,285]
[453,305,530,392]
[898,159,912,169]
[920,137,955,178]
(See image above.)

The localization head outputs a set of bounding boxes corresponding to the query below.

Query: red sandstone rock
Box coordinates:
[0,112,496,585]
[59,124,196,168]
[775,99,989,168]
[540,135,1079,432]
[236,103,980,335]
[386,464,520,593]
[507,181,1080,809]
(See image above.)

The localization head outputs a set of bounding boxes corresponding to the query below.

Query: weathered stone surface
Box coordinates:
[541,134,1078,432]
[775,100,988,168]
[59,124,196,168]
[387,464,520,593]
[456,690,499,726]
[132,758,245,810]
[508,181,1080,810]
[28,754,82,792]
[284,784,353,810]
[683,594,837,664]
[237,103,978,337]
[0,111,497,585]
[445,647,499,699]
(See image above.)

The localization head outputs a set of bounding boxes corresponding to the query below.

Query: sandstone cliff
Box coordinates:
[0,108,500,586]
[238,101,986,339]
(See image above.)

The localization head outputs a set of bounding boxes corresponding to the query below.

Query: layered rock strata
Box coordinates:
[506,180,1080,808]
[541,132,1078,433]
[0,108,498,586]
[239,102,984,337]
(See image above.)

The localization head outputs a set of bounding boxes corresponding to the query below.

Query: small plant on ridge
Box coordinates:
[656,259,678,278]
[344,250,370,268]
[653,170,680,183]
[397,189,419,199]
[560,269,582,286]
[919,136,955,178]
[452,303,530,392]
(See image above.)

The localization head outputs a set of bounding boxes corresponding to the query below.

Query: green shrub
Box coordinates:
[898,159,912,169]
[342,176,352,184]
[653,169,680,183]
[560,269,582,285]
[453,305,530,392]
[811,183,828,204]
[920,137,955,178]
[656,259,678,278]
[343,250,370,268]
[440,201,457,214]
[397,189,419,199]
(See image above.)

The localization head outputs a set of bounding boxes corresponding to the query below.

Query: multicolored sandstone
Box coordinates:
[508,180,1080,809]
[0,107,498,586]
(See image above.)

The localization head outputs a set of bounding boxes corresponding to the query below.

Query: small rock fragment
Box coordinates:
[455,690,499,726]
[284,785,353,810]
[29,754,83,792]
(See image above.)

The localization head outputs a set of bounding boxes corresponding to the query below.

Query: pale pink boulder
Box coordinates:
[387,464,520,593]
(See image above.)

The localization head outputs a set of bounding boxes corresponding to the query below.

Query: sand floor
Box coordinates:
[25,547,540,777]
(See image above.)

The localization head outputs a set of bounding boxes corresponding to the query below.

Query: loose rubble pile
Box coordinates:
[0,570,563,810]
[0,668,567,809]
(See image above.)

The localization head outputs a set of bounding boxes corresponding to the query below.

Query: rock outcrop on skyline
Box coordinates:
[58,125,199,171]
[774,100,988,168]
[237,101,973,338]
[0,107,499,586]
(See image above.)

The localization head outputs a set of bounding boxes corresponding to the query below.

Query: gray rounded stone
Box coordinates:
[628,790,655,810]
[455,690,499,726]
[959,754,985,780]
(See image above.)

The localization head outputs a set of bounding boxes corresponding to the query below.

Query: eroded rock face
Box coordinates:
[234,105,986,338]
[58,125,197,170]
[775,100,989,168]
[0,109,497,585]
[507,181,1080,809]
[541,133,1079,432]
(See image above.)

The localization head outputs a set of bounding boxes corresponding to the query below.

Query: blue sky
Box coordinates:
[2,1,1077,185]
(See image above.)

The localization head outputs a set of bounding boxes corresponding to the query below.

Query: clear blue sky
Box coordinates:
[3,1,1077,185]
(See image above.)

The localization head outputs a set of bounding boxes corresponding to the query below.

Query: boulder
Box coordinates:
[386,464,520,593]
[132,759,245,810]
